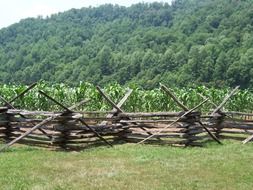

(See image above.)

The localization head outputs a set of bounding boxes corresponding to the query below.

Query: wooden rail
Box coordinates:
[0,83,252,152]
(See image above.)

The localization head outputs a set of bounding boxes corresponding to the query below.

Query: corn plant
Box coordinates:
[0,82,252,113]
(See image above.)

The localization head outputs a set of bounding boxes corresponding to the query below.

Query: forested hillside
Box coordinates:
[0,0,252,88]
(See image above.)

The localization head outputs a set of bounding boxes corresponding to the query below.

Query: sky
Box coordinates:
[0,0,173,29]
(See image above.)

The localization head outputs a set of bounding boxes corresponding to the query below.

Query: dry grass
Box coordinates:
[1,141,253,190]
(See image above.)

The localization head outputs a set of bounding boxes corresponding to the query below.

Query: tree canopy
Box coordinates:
[0,0,252,89]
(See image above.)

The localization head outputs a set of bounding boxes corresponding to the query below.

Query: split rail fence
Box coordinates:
[0,83,252,151]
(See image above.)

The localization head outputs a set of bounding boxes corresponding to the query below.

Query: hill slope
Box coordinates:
[0,0,252,88]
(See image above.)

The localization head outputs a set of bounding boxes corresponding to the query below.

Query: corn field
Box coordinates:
[0,82,252,113]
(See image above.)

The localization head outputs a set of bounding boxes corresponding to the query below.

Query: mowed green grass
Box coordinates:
[0,141,253,190]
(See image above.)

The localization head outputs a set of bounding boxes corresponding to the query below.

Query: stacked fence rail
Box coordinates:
[0,83,252,151]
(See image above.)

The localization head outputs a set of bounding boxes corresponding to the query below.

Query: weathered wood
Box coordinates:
[220,129,253,134]
[221,121,253,127]
[7,109,202,119]
[220,135,246,141]
[211,86,240,115]
[217,124,253,130]
[0,98,53,140]
[118,112,183,118]
[197,93,218,108]
[222,120,253,125]
[161,84,189,111]
[39,91,113,147]
[77,118,113,147]
[120,119,178,123]
[9,138,54,145]
[53,123,124,132]
[224,111,253,117]
[124,133,187,139]
[161,83,211,145]
[242,133,253,144]
[6,111,118,121]
[97,86,160,139]
[0,114,60,152]
[0,83,252,149]
[9,82,37,104]
[198,121,221,144]
[66,138,115,144]
[161,86,222,144]
[0,121,9,125]
[96,86,124,113]
[0,95,15,109]
[125,137,187,145]
[39,90,71,112]
[68,99,90,110]
[138,98,209,144]
[6,110,117,116]
[0,107,8,112]
[225,118,253,122]
[22,134,55,142]
[0,97,92,151]
[186,129,204,135]
[100,89,132,125]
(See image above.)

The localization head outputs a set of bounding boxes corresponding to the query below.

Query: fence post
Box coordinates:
[184,111,202,146]
[54,114,73,150]
[0,107,13,142]
[210,113,225,139]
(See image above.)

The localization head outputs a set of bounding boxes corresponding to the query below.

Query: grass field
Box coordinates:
[0,141,253,190]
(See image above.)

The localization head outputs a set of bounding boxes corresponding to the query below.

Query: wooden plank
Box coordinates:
[0,107,8,112]
[7,110,117,116]
[242,133,253,144]
[222,120,253,125]
[38,91,113,147]
[220,135,246,141]
[97,86,160,139]
[120,119,178,123]
[0,114,60,152]
[0,97,53,140]
[125,137,187,145]
[220,130,253,135]
[125,132,187,138]
[138,98,209,144]
[118,112,183,118]
[224,111,253,117]
[0,98,92,151]
[160,85,222,144]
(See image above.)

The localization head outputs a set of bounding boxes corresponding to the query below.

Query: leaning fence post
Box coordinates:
[160,84,221,144]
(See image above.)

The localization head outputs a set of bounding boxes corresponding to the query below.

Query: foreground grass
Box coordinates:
[0,141,253,190]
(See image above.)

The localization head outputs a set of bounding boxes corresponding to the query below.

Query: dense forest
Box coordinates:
[0,0,252,89]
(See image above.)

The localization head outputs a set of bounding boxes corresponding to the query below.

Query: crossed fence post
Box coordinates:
[0,88,91,152]
[137,84,221,145]
[0,83,49,142]
[198,86,241,141]
[96,86,162,141]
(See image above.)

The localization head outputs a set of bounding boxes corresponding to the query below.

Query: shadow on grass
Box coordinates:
[0,138,231,153]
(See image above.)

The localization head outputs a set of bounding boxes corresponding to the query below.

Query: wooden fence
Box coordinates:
[0,83,252,151]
